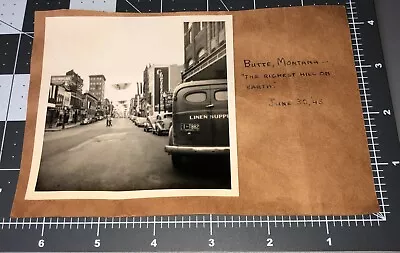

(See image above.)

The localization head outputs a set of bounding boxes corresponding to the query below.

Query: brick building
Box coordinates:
[46,81,71,128]
[182,21,227,81]
[47,69,83,126]
[82,92,98,119]
[65,70,84,123]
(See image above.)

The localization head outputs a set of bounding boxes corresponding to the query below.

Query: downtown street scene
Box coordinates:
[37,117,230,191]
[35,19,233,192]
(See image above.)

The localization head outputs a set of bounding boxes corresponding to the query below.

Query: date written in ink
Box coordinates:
[268,97,324,107]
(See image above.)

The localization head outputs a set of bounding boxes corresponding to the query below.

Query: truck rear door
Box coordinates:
[174,85,213,146]
[210,85,229,146]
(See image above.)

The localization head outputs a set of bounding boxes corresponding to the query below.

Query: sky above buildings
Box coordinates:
[42,16,185,103]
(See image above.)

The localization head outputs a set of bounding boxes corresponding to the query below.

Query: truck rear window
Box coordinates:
[185,92,207,102]
[215,90,228,101]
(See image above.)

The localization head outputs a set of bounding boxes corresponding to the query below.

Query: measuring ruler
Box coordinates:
[0,0,399,251]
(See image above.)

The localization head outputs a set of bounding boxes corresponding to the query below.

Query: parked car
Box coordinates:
[144,115,157,132]
[154,112,172,136]
[165,79,229,169]
[135,117,147,127]
[80,117,91,125]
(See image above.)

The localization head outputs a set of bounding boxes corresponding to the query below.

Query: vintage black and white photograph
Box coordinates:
[26,15,238,199]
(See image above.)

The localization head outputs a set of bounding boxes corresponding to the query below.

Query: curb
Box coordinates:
[44,123,81,132]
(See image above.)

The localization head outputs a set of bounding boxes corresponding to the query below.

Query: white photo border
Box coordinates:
[25,15,238,200]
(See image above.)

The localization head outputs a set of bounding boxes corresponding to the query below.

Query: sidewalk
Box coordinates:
[45,122,81,132]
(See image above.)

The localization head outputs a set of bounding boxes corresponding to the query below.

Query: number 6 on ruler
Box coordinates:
[38,239,45,248]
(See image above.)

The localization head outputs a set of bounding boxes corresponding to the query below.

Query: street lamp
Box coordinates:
[162,92,167,113]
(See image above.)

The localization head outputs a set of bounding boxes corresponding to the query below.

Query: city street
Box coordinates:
[35,118,231,191]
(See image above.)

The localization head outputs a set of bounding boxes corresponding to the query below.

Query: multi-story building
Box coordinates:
[66,69,84,93]
[141,63,183,115]
[48,70,83,125]
[134,94,143,116]
[182,21,227,82]
[129,97,135,116]
[65,70,84,123]
[46,81,71,128]
[89,74,106,102]
[103,98,113,115]
[82,92,98,119]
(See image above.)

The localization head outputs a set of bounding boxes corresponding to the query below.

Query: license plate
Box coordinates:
[180,123,200,131]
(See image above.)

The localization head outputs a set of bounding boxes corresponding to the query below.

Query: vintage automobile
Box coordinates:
[165,79,229,169]
[144,115,157,132]
[135,117,147,127]
[129,115,137,122]
[154,112,172,136]
[80,117,91,125]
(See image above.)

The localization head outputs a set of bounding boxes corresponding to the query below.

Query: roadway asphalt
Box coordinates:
[35,118,231,191]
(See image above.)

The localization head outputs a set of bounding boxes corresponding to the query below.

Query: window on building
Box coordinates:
[198,48,207,59]
[210,22,218,38]
[200,22,206,30]
[188,22,193,29]
[189,29,193,43]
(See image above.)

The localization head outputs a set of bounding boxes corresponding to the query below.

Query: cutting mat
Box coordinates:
[1,0,399,251]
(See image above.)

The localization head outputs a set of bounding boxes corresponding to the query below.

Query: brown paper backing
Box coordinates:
[11,6,379,217]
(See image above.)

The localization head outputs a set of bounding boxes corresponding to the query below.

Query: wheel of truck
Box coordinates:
[171,154,183,170]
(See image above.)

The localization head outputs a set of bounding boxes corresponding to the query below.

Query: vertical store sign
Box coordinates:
[154,67,169,108]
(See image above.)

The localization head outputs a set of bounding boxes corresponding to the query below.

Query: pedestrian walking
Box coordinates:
[61,114,65,129]
[106,115,110,127]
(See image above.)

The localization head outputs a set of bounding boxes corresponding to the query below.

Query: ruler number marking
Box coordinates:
[267,238,274,247]
[383,109,391,116]
[151,238,157,248]
[208,238,215,247]
[375,63,383,69]
[38,239,45,248]
[327,237,332,246]
[94,239,101,248]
